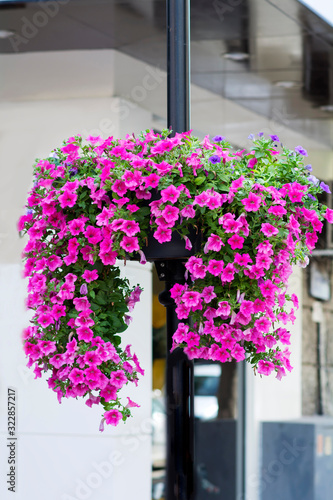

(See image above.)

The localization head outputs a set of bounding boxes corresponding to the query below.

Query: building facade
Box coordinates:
[0,1,333,499]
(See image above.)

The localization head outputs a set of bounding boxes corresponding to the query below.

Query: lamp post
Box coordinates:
[145,2,193,499]
[162,2,194,499]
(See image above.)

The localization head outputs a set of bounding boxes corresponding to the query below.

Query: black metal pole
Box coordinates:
[157,261,194,500]
[164,2,193,499]
[167,0,190,133]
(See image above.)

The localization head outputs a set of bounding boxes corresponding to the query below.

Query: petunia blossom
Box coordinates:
[241,192,262,212]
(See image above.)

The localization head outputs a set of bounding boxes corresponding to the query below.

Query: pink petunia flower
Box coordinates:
[268,206,286,217]
[216,301,231,316]
[52,304,66,320]
[205,234,223,253]
[99,249,117,265]
[68,218,86,235]
[261,223,279,237]
[241,192,262,212]
[38,340,57,355]
[254,317,271,333]
[47,255,63,271]
[221,263,235,282]
[37,313,54,328]
[207,259,224,276]
[247,157,258,169]
[126,397,140,408]
[257,360,275,376]
[201,286,216,303]
[126,204,140,213]
[122,170,142,189]
[288,188,304,203]
[305,232,318,250]
[84,226,102,245]
[170,283,187,300]
[73,297,90,312]
[121,220,140,236]
[110,370,128,389]
[111,179,127,197]
[175,303,191,319]
[82,269,99,282]
[58,190,77,208]
[256,240,273,255]
[144,173,160,189]
[75,312,95,328]
[161,205,179,224]
[194,192,209,207]
[160,185,180,203]
[206,192,222,210]
[173,323,189,343]
[181,205,196,219]
[69,368,85,386]
[79,246,94,264]
[182,291,202,309]
[100,384,117,402]
[324,208,333,224]
[228,234,244,250]
[259,280,277,299]
[76,326,94,342]
[104,409,122,426]
[234,253,252,267]
[256,253,273,270]
[291,293,299,309]
[120,236,140,253]
[153,226,172,243]
[83,350,102,366]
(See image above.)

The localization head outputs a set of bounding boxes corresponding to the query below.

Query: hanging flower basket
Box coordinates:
[18,129,333,429]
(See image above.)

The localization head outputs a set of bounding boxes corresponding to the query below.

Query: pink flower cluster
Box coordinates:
[19,130,332,426]
[168,183,328,378]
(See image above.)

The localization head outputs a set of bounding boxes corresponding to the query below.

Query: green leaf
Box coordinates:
[194,176,206,186]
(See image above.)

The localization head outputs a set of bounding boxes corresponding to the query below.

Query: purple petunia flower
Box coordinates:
[308,175,319,185]
[320,181,331,194]
[213,135,225,142]
[269,135,280,142]
[209,155,221,164]
[295,145,308,156]
[80,284,88,295]
[69,167,78,176]
[257,132,264,137]
[305,164,312,172]
[307,193,316,201]
[248,134,255,140]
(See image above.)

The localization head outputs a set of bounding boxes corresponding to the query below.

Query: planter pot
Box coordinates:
[111,188,202,262]
[142,227,201,261]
